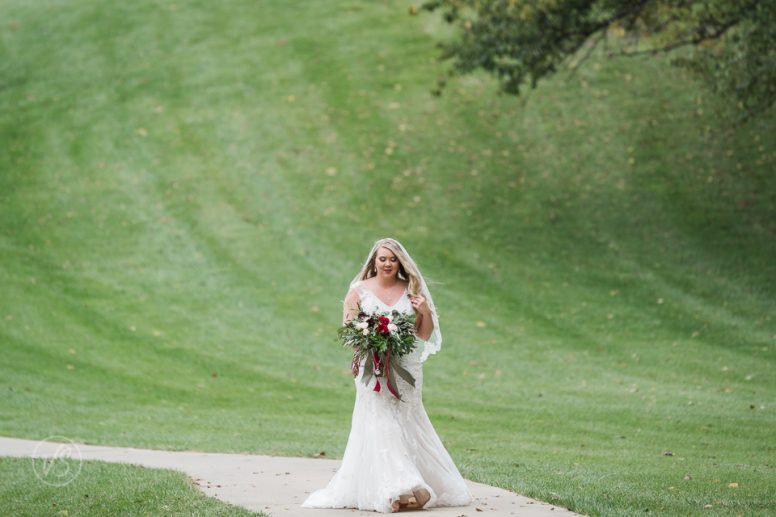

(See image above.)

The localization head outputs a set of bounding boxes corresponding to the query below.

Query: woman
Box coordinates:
[302,237,472,513]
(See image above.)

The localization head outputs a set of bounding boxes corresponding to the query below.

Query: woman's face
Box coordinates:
[375,247,400,279]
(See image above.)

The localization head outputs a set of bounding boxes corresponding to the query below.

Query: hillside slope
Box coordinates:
[1,1,774,515]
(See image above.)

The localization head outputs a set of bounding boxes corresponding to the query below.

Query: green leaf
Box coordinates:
[392,360,416,388]
[361,356,374,386]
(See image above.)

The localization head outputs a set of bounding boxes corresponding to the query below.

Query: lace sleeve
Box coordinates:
[418,310,441,362]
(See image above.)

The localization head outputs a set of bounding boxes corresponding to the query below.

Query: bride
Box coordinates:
[302,237,472,513]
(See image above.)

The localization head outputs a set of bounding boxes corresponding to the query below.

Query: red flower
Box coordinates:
[378,316,390,325]
[377,324,390,335]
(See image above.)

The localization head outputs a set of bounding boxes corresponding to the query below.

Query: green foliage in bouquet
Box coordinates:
[338,306,417,358]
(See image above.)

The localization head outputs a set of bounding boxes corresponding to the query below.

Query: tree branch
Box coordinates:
[566,30,606,78]
[604,17,741,57]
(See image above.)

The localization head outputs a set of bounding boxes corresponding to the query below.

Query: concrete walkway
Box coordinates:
[0,436,582,516]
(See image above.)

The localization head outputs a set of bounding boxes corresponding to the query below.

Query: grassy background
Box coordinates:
[1,0,774,515]
[0,456,258,516]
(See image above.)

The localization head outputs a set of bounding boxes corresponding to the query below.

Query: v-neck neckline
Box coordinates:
[362,282,408,308]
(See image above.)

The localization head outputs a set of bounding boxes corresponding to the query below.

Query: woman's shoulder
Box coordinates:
[347,280,368,299]
[344,284,363,311]
[354,278,373,294]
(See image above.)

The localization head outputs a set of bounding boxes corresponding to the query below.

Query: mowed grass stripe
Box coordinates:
[0,0,773,515]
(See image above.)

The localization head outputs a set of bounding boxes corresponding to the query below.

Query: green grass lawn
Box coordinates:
[0,456,260,516]
[1,0,774,515]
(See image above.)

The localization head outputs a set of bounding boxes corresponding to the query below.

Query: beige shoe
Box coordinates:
[391,488,430,512]
[411,488,431,509]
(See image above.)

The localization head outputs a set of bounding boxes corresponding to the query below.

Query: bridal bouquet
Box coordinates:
[338,306,417,400]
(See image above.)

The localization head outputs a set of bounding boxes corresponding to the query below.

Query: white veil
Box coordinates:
[348,238,442,362]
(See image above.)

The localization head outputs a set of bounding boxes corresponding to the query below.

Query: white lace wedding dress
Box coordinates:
[302,280,472,513]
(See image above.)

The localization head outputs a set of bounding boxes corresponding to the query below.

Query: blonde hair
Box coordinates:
[357,238,422,296]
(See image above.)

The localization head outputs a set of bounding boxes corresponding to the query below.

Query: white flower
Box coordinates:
[356,321,369,330]
[388,323,398,333]
[362,328,369,335]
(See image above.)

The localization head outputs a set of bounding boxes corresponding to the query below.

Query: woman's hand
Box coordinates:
[409,294,431,316]
[410,294,434,340]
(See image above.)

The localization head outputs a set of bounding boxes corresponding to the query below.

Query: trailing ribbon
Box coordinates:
[360,349,415,401]
[372,351,382,392]
[384,352,400,399]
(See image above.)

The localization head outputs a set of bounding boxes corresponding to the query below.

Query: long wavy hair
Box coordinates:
[355,238,422,296]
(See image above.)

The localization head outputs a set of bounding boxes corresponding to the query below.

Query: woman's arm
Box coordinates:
[415,311,434,341]
[343,288,362,377]
[410,294,434,340]
[342,288,360,325]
